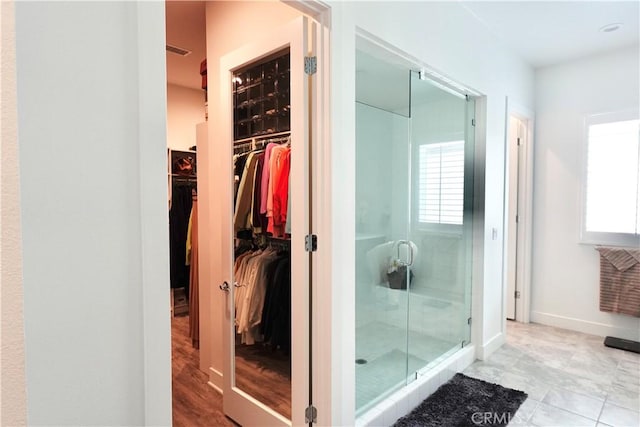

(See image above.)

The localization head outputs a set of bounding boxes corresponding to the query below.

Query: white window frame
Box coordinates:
[580,109,640,247]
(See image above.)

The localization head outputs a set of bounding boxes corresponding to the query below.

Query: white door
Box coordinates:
[506,116,525,320]
[218,16,311,427]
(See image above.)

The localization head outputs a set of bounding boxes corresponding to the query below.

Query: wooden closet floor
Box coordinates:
[172,315,236,427]
[172,315,292,425]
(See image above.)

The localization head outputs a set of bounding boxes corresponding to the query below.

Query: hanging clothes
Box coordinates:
[231,136,292,348]
[251,153,268,234]
[238,247,279,344]
[266,146,288,230]
[232,246,291,350]
[234,152,249,203]
[234,150,263,234]
[266,146,290,237]
[235,140,291,237]
[188,193,200,348]
[260,143,277,214]
[272,149,291,237]
[169,184,193,291]
[262,256,291,352]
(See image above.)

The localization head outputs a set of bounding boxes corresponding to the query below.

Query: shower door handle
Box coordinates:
[396,240,414,267]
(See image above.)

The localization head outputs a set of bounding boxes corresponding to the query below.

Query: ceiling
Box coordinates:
[461,1,639,68]
[357,50,453,115]
[165,1,639,91]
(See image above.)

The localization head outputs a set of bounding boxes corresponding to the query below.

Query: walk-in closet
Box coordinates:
[165,2,209,425]
[165,2,318,426]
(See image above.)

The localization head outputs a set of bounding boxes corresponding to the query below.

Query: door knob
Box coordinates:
[219,281,230,292]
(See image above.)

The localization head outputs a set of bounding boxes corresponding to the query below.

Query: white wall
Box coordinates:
[328,2,535,424]
[1,1,28,425]
[166,83,204,151]
[532,45,640,340]
[14,2,171,425]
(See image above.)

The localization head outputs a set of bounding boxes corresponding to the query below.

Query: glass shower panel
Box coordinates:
[355,49,411,414]
[407,72,475,374]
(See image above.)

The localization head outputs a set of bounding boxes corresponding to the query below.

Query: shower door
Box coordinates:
[406,72,475,374]
[355,46,475,414]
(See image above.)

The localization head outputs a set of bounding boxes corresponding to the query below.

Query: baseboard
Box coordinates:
[531,311,640,341]
[478,332,505,360]
[208,367,223,394]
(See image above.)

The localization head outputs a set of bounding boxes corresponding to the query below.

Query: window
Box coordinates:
[418,140,464,225]
[583,111,640,247]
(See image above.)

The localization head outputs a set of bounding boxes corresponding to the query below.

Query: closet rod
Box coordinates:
[266,236,291,250]
[233,135,290,154]
[172,177,197,183]
[233,130,291,145]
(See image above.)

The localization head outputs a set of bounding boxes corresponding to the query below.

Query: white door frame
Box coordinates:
[502,98,534,326]
[277,6,334,426]
[255,5,334,427]
[134,1,332,425]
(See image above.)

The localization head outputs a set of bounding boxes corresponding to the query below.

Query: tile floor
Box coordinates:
[462,321,640,427]
[356,321,458,412]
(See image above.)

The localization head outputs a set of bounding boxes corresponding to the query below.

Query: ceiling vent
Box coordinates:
[166,44,192,57]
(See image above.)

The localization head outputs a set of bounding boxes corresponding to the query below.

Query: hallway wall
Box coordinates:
[14,2,171,425]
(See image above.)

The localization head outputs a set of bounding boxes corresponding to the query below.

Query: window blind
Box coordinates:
[418,140,464,225]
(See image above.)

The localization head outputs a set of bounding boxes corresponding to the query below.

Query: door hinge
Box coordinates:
[305,234,318,252]
[515,291,521,299]
[467,317,472,326]
[304,56,317,75]
[515,214,519,223]
[517,137,522,146]
[471,118,476,127]
[305,405,317,424]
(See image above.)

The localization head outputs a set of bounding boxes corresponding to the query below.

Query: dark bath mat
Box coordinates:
[393,373,528,427]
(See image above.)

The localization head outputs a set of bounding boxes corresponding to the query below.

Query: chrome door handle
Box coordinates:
[219,281,230,292]
[396,240,414,267]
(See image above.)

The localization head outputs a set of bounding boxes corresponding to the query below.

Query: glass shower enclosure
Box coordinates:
[355,47,476,414]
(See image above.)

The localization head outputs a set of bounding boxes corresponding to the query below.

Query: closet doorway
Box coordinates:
[165,2,216,426]
[165,2,328,426]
